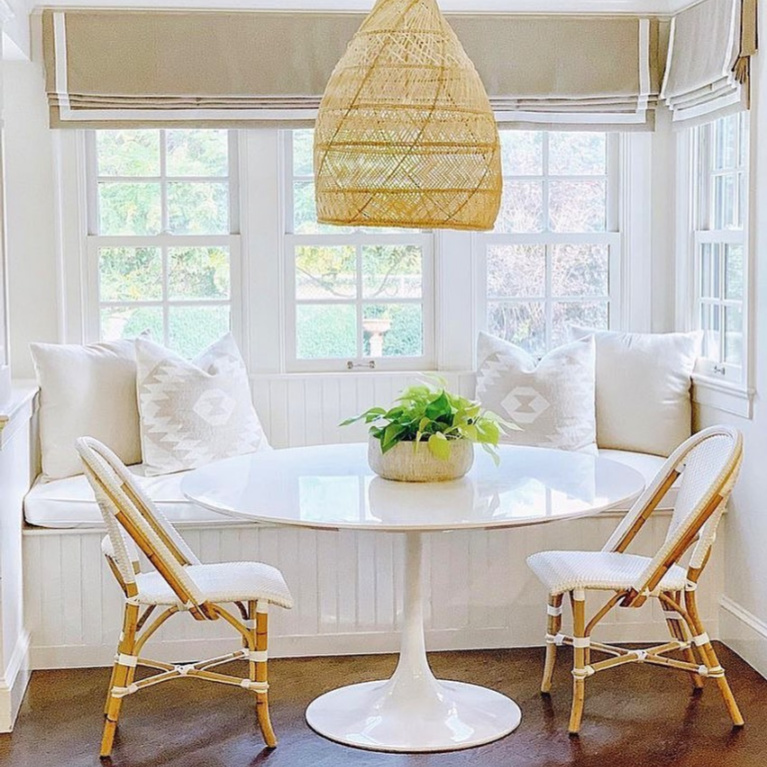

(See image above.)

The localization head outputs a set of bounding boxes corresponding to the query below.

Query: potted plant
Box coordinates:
[341,379,517,482]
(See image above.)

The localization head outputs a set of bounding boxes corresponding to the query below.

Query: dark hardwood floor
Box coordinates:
[1,644,766,767]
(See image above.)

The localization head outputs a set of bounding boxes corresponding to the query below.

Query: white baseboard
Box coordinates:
[720,596,767,679]
[0,631,30,733]
[31,622,678,671]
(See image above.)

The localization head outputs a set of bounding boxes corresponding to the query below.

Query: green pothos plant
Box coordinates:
[341,377,519,464]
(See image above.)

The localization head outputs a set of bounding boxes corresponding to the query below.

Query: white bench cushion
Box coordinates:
[24,449,675,530]
[24,464,246,530]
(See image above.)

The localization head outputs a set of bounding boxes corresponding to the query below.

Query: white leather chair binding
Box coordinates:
[527,425,744,735]
[76,437,293,759]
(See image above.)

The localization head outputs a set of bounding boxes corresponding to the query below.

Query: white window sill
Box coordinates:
[692,374,754,419]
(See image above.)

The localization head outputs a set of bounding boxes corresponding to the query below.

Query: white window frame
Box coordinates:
[281,131,436,373]
[474,132,623,353]
[59,128,651,379]
[82,129,244,353]
[676,114,753,418]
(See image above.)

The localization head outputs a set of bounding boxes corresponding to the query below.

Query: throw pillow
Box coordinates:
[136,333,270,476]
[31,339,142,480]
[569,327,702,456]
[476,332,597,453]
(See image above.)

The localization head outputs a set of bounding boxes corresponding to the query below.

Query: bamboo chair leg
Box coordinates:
[252,601,277,748]
[103,662,119,716]
[685,590,744,727]
[102,603,139,758]
[662,592,704,690]
[541,593,563,694]
[568,590,588,736]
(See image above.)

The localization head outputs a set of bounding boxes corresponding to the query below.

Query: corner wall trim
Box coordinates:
[0,631,31,733]
[719,596,767,679]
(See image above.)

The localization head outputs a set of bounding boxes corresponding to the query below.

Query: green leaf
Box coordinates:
[381,423,407,453]
[428,432,451,461]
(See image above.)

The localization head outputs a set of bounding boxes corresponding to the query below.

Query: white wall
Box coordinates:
[4,59,59,378]
[700,3,767,675]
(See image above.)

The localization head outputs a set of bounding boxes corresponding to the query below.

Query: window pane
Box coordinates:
[500,131,543,176]
[101,306,163,343]
[169,247,230,300]
[700,244,714,298]
[549,133,607,176]
[166,129,228,177]
[363,304,423,357]
[700,303,721,359]
[362,245,422,299]
[739,114,747,167]
[97,131,159,176]
[487,245,545,298]
[551,244,609,298]
[99,247,162,302]
[724,305,743,366]
[293,181,353,235]
[552,302,608,347]
[713,115,738,170]
[293,130,315,176]
[487,302,546,356]
[713,174,736,229]
[549,180,606,232]
[295,246,357,300]
[169,305,230,358]
[494,181,544,233]
[167,182,229,234]
[98,182,161,235]
[297,304,357,359]
[725,244,744,300]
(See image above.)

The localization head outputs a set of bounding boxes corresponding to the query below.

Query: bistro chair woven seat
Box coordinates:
[527,425,744,735]
[77,437,293,759]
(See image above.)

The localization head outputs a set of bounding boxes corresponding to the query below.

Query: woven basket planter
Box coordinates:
[368,436,475,482]
[314,0,502,231]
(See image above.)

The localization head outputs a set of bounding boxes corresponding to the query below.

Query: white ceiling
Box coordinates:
[26,0,693,15]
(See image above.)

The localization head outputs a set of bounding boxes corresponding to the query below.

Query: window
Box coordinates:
[477,131,620,355]
[283,130,434,371]
[691,113,749,384]
[86,129,239,358]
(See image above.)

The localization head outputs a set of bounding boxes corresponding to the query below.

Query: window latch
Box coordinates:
[713,364,726,376]
[347,361,376,370]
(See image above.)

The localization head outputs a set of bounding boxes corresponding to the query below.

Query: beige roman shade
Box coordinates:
[42,9,660,130]
[662,0,758,126]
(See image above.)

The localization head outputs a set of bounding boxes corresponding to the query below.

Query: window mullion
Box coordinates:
[545,244,553,349]
[356,244,364,360]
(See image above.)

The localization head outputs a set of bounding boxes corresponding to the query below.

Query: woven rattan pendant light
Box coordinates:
[314,0,502,231]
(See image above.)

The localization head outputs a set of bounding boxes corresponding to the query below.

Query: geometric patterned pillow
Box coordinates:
[476,332,597,454]
[136,334,270,476]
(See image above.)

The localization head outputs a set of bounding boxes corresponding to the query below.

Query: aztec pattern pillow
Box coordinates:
[136,334,270,476]
[476,332,597,453]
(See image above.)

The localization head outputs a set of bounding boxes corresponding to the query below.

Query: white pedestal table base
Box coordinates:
[305,532,521,752]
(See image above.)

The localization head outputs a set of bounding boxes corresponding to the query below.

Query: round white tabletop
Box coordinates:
[182,443,645,754]
[182,443,645,532]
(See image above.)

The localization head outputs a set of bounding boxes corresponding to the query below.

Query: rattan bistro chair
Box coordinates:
[76,437,293,759]
[527,426,744,735]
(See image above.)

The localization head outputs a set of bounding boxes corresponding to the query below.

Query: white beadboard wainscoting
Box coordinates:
[22,372,724,669]
[249,371,477,448]
[24,515,724,669]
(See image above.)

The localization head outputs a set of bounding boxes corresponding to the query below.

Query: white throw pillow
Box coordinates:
[31,339,142,480]
[569,327,702,457]
[476,332,597,453]
[136,334,270,476]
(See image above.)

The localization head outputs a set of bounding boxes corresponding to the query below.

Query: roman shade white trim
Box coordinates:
[42,9,660,130]
[662,0,758,126]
